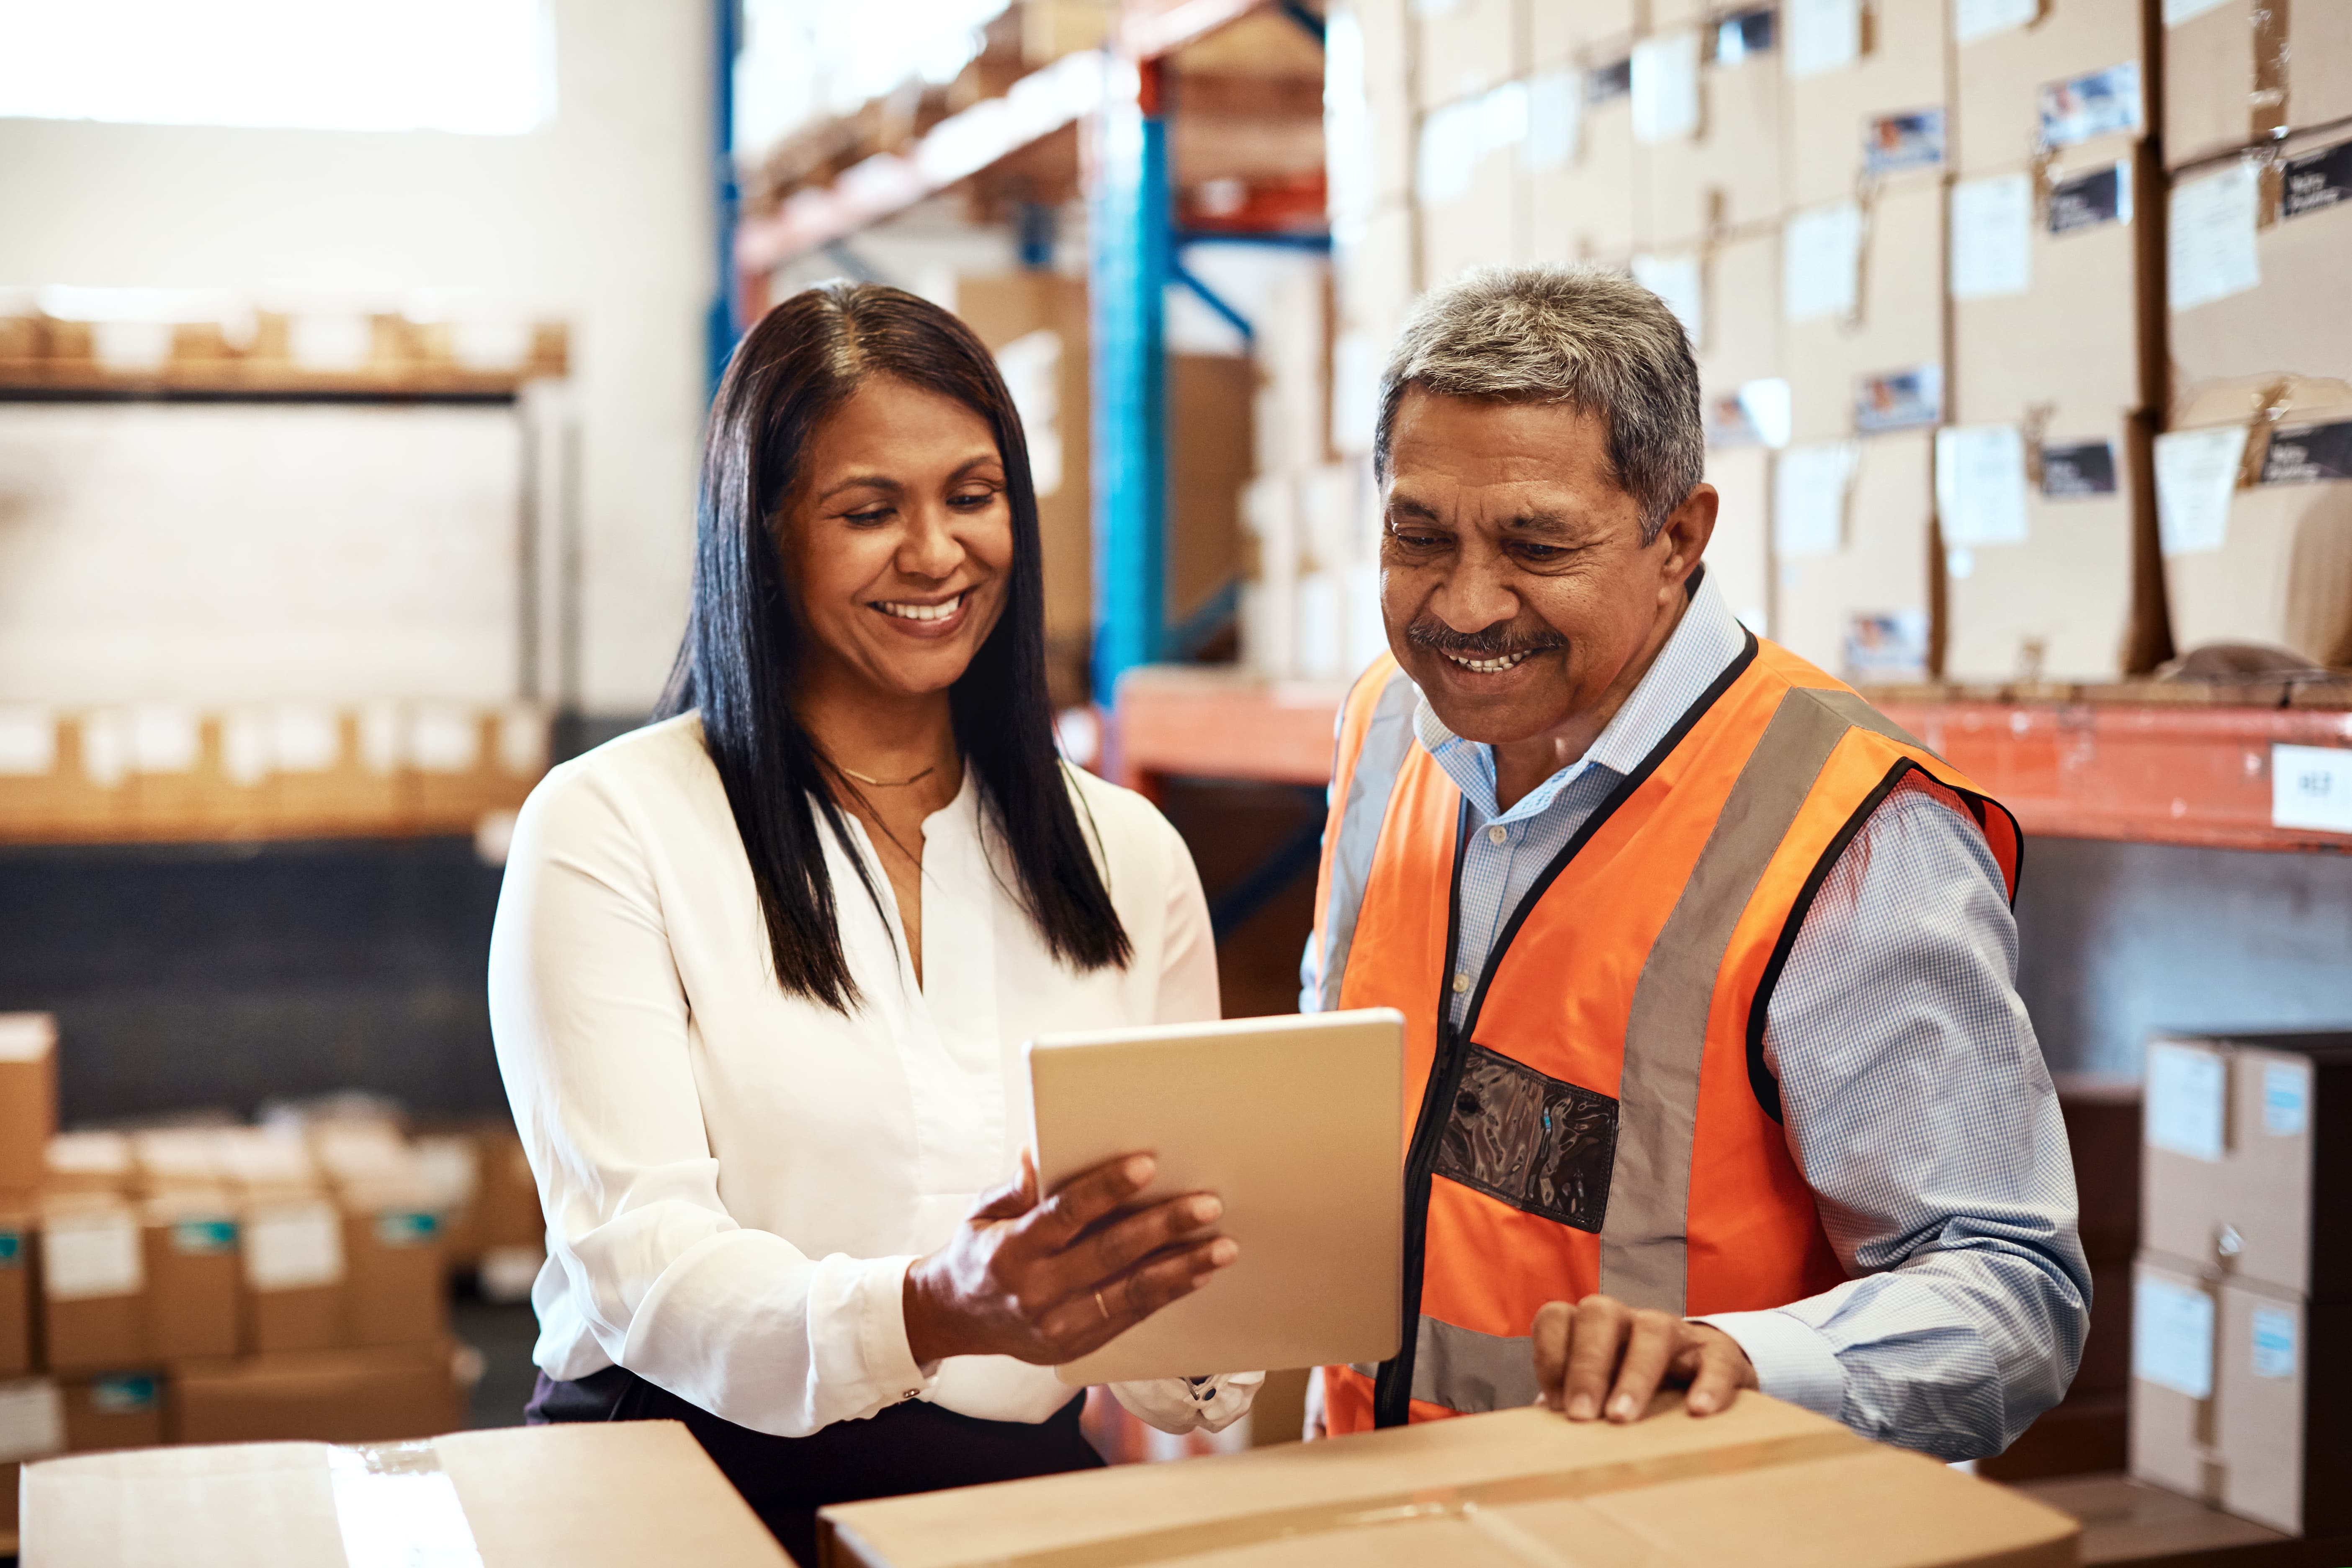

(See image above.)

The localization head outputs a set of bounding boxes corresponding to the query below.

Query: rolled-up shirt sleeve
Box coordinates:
[489,763,935,1438]
[1694,778,2091,1462]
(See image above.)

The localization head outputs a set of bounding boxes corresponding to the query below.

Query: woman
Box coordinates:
[490,282,1256,1562]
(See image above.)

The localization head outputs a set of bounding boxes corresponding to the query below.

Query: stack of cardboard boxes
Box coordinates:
[0,1011,548,1542]
[2156,3,2352,669]
[1319,0,2345,689]
[2131,1030,2349,1537]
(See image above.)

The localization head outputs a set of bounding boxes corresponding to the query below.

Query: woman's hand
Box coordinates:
[903,1151,1238,1366]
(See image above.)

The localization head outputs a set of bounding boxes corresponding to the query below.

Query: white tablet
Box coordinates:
[1025,1008,1405,1386]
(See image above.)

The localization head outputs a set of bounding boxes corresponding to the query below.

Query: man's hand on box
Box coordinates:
[1531,1294,1758,1423]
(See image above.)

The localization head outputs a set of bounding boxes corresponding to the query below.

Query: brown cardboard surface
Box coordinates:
[0,1206,29,1378]
[1647,45,1782,247]
[246,1285,344,1355]
[61,1373,165,1453]
[1525,64,1641,265]
[1529,0,1635,70]
[140,1191,238,1364]
[1704,444,1774,635]
[1169,354,1253,638]
[1774,430,1936,680]
[170,1342,461,1446]
[0,1014,56,1195]
[2127,1253,2210,1504]
[1781,0,1948,210]
[2169,133,2352,393]
[2164,0,2352,170]
[340,1206,448,1349]
[38,1200,149,1375]
[1697,224,1780,399]
[1415,0,1519,112]
[239,1193,348,1354]
[2141,1033,2352,1299]
[1786,175,1943,444]
[1953,0,2149,176]
[821,1398,2077,1568]
[1419,136,1520,284]
[22,1420,791,1567]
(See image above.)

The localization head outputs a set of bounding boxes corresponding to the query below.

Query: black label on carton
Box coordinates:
[1716,7,1776,64]
[2282,140,2352,219]
[1587,57,1632,103]
[2048,164,2128,234]
[2260,421,2352,484]
[2041,439,2119,497]
[1865,108,1946,177]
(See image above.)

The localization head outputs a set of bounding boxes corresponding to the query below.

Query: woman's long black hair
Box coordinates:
[655,281,1130,1011]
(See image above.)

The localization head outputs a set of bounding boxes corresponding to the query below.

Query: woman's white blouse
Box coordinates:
[488,713,1256,1439]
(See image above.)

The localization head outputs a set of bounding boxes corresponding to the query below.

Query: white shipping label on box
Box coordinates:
[1774,442,1860,558]
[0,1379,65,1464]
[244,1202,346,1290]
[1954,0,2039,43]
[0,1013,54,1061]
[1937,426,2031,546]
[2154,425,2250,556]
[1784,202,1863,322]
[0,706,55,775]
[129,703,200,774]
[2163,0,2233,23]
[2135,1274,2216,1398]
[42,1212,144,1300]
[2250,1305,2298,1378]
[2170,162,2263,311]
[996,330,1064,497]
[2147,1040,2228,1160]
[1417,97,1482,205]
[2262,1061,2311,1135]
[1785,0,1862,77]
[2272,744,2352,833]
[1631,253,1705,343]
[410,704,479,774]
[221,708,271,787]
[290,314,373,372]
[1950,175,2034,300]
[1523,70,1580,170]
[273,702,342,772]
[1631,31,1702,144]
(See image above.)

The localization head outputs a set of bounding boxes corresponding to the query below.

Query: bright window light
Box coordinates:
[0,0,554,135]
[736,0,1007,157]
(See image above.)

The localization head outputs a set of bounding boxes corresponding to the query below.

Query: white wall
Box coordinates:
[0,0,712,714]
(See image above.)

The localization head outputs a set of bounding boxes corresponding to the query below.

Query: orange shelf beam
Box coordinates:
[1113,667,2352,854]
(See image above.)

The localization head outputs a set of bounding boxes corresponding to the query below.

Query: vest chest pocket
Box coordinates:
[1434,1043,1618,1232]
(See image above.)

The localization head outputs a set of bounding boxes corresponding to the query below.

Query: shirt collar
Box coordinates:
[1410,568,1750,825]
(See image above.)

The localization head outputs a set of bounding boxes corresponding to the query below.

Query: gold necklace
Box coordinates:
[839,763,937,788]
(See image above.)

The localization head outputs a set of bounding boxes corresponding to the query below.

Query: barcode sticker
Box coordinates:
[2262,1062,2310,1137]
[2251,1305,2298,1379]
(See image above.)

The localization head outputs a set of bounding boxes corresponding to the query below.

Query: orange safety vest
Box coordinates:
[1306,632,2020,1434]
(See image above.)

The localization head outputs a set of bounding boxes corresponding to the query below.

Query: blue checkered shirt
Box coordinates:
[1319,572,2089,1460]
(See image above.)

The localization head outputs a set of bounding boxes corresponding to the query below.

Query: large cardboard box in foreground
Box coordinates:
[21,1419,791,1566]
[819,1397,2079,1568]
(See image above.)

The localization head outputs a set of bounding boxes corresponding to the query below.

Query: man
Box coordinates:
[1302,267,2087,1459]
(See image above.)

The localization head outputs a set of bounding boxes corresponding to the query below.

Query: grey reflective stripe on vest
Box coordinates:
[1809,687,1937,758]
[1314,669,1421,1014]
[1597,687,1858,1314]
[1407,1315,1542,1412]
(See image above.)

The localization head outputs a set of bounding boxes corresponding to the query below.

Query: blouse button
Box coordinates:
[1486,824,1508,845]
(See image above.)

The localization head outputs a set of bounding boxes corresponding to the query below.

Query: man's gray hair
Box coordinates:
[1373,265,1705,542]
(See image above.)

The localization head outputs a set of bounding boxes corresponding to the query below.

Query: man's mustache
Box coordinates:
[1402,618,1567,660]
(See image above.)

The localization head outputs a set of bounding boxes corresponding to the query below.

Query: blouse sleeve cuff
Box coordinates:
[1690,1308,1845,1419]
[853,1255,939,1406]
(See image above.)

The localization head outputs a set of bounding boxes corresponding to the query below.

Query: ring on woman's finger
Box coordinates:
[1094,1289,1110,1321]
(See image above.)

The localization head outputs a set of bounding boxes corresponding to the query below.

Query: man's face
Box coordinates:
[1379,388,1698,747]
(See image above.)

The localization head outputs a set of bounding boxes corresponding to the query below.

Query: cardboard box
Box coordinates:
[2130,1254,2351,1537]
[1704,445,1775,638]
[43,1131,133,1197]
[1785,175,1943,445]
[1781,0,1948,210]
[2163,0,2352,170]
[240,1195,347,1354]
[2140,1031,2352,1299]
[170,1341,462,1446]
[0,1203,30,1377]
[1169,354,1255,649]
[1334,201,1416,346]
[60,1371,165,1453]
[39,1198,148,1375]
[1953,0,2149,176]
[1524,50,1642,265]
[1415,0,1519,112]
[2159,377,2352,665]
[1529,0,1636,69]
[341,1197,448,1350]
[143,1192,240,1363]
[24,1419,792,1566]
[0,1014,56,1195]
[130,1128,225,1193]
[1417,88,1524,285]
[1773,430,1936,682]
[1645,21,1783,247]
[0,1377,66,1537]
[819,1396,2080,1568]
[2168,129,2352,393]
